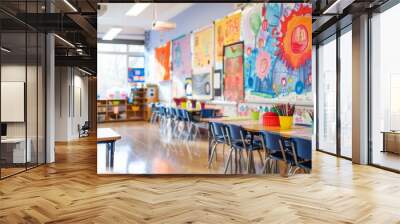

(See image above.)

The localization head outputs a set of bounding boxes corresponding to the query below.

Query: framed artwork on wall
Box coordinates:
[223,41,244,102]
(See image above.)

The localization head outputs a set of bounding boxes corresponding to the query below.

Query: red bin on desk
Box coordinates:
[263,112,280,127]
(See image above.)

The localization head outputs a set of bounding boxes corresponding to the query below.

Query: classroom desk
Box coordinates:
[241,124,312,141]
[203,117,312,159]
[97,128,121,167]
[1,138,32,164]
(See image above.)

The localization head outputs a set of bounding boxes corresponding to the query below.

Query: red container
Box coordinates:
[263,112,280,127]
[200,102,206,109]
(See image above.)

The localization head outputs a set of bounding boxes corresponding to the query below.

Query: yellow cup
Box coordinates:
[279,116,293,129]
[181,101,187,109]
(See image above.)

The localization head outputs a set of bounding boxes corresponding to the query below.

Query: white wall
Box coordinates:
[54,67,89,141]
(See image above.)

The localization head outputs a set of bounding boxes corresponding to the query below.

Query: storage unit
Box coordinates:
[97,87,153,123]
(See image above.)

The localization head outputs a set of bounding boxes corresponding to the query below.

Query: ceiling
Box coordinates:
[97,3,193,40]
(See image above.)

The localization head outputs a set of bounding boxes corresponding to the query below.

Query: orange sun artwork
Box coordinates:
[279,5,312,69]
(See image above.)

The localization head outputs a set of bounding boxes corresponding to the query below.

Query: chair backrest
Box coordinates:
[225,124,246,144]
[200,109,216,118]
[171,108,177,118]
[291,137,312,161]
[181,109,188,121]
[210,122,225,137]
[177,109,186,120]
[159,106,166,116]
[262,132,282,153]
[82,121,90,129]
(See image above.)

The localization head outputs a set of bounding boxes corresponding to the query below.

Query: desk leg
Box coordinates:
[110,141,115,167]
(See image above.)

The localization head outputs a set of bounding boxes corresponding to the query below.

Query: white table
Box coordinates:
[1,138,31,163]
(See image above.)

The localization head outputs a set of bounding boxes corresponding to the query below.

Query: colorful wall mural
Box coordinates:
[172,35,191,97]
[155,41,171,81]
[242,3,312,103]
[215,12,241,66]
[223,41,244,102]
[193,25,214,72]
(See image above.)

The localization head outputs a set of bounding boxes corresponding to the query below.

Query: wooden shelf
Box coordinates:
[97,88,148,123]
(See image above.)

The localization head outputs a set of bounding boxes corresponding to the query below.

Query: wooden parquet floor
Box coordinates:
[1,136,400,223]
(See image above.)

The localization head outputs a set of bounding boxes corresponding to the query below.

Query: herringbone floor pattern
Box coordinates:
[1,136,400,223]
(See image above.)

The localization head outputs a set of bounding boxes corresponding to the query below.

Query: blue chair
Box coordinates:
[208,122,227,167]
[184,110,205,141]
[170,108,179,137]
[158,106,167,132]
[290,137,312,174]
[200,109,216,119]
[149,103,159,124]
[260,132,293,174]
[224,124,264,174]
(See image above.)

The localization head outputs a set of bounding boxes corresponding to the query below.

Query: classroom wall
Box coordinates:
[55,67,89,141]
[144,3,314,124]
[145,3,236,103]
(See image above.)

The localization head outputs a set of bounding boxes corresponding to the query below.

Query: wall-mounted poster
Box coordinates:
[214,12,241,66]
[242,3,312,104]
[213,69,222,97]
[155,41,171,81]
[192,72,212,99]
[223,41,244,102]
[172,35,191,97]
[128,68,145,83]
[192,25,213,72]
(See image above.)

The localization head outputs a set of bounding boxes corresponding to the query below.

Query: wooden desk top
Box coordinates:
[202,118,312,140]
[241,123,312,140]
[97,128,122,142]
[201,116,252,123]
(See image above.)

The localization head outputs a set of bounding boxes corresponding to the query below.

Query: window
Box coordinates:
[97,43,127,53]
[97,43,145,99]
[371,3,400,171]
[128,45,145,53]
[318,36,337,155]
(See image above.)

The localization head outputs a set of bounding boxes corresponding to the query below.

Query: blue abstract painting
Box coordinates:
[242,3,312,103]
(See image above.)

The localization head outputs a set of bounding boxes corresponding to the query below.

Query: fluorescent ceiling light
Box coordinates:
[63,0,78,12]
[102,28,122,41]
[1,47,11,53]
[54,34,75,48]
[78,67,92,76]
[126,3,150,16]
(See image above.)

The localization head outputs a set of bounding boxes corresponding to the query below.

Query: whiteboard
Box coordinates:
[1,82,25,122]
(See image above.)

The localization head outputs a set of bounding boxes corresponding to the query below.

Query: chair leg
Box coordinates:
[224,147,234,174]
[262,157,269,174]
[222,143,225,161]
[246,150,251,174]
[257,150,264,167]
[208,143,217,168]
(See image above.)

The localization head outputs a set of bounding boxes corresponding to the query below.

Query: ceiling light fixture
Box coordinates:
[54,34,75,48]
[126,3,150,16]
[63,0,78,12]
[1,47,11,53]
[102,28,122,41]
[151,4,176,32]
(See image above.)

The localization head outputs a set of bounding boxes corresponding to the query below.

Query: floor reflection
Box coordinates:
[97,121,266,174]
